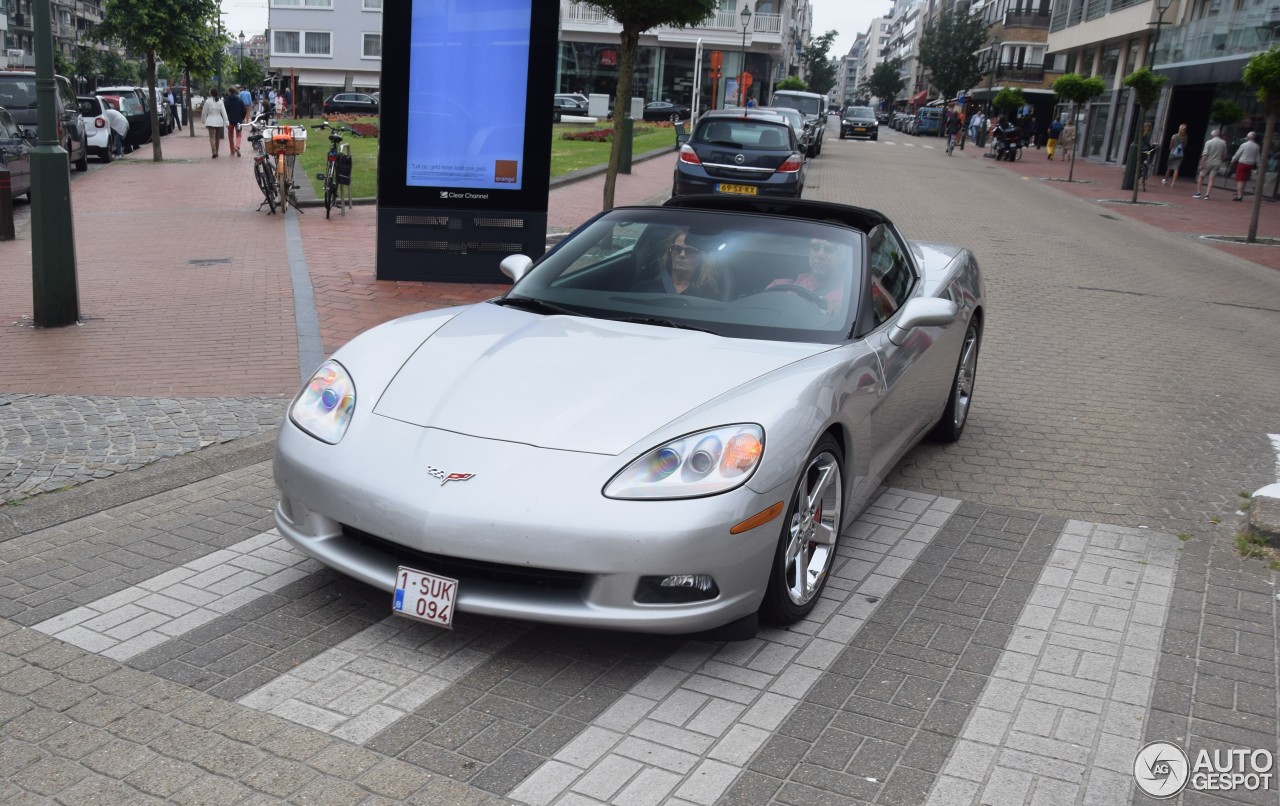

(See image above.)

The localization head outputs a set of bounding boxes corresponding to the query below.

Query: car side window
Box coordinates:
[0,112,14,140]
[866,224,914,325]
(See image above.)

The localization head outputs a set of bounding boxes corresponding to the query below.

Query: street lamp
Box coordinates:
[738,3,752,107]
[1148,0,1174,68]
[986,37,1000,115]
[238,31,245,84]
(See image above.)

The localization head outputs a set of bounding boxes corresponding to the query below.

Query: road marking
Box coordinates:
[32,530,322,661]
[925,521,1180,806]
[508,490,956,806]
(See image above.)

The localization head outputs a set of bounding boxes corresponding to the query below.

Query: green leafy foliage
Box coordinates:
[1122,67,1166,111]
[864,58,906,104]
[917,9,987,103]
[776,76,807,91]
[800,30,839,96]
[991,86,1025,117]
[1051,73,1106,105]
[1243,45,1280,110]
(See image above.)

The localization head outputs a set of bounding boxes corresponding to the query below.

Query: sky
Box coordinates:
[220,0,269,39]
[220,0,885,60]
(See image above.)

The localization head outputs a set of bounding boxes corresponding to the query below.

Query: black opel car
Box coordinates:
[672,110,805,199]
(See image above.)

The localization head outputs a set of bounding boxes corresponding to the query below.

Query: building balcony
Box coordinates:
[560,1,783,47]
[1154,5,1280,66]
[993,61,1046,82]
[1004,11,1050,29]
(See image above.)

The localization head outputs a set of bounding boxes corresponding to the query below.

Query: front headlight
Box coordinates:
[290,360,356,444]
[604,425,764,500]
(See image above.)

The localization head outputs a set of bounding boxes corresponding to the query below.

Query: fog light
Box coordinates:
[635,574,720,604]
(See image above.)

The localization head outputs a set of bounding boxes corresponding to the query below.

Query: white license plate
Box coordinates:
[392,566,457,629]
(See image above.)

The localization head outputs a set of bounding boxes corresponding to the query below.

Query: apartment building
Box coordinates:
[3,0,105,70]
[268,0,383,113]
[969,0,1059,123]
[557,0,813,110]
[838,33,866,108]
[844,15,892,109]
[1048,0,1277,171]
[886,0,925,106]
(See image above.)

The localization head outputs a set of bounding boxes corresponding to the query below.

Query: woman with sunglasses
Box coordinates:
[634,230,722,298]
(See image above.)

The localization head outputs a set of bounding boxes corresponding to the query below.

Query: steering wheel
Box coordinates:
[761,283,828,309]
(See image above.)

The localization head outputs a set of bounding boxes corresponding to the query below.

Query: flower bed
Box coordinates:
[560,125,654,143]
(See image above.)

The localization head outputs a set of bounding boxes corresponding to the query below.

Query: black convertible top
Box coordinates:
[663,195,889,236]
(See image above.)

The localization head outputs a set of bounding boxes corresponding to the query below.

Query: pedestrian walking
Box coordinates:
[1193,129,1228,199]
[1058,120,1077,161]
[102,102,128,157]
[239,85,253,117]
[1229,131,1261,201]
[165,86,182,130]
[1163,123,1187,187]
[200,87,226,158]
[1138,122,1156,191]
[1046,118,1063,160]
[283,86,293,116]
[224,86,247,157]
[1022,114,1038,149]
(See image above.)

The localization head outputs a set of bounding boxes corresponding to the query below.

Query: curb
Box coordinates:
[0,432,278,542]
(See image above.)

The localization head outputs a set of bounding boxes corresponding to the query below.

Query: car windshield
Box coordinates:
[846,107,875,121]
[773,94,822,116]
[0,78,38,109]
[694,118,791,149]
[503,208,863,344]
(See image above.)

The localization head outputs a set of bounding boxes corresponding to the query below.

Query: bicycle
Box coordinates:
[240,113,279,214]
[311,121,362,218]
[946,131,956,156]
[263,121,308,217]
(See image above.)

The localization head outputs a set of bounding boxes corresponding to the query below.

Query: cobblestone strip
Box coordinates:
[31,530,321,661]
[506,489,955,806]
[0,396,286,501]
[238,613,528,744]
[927,521,1181,805]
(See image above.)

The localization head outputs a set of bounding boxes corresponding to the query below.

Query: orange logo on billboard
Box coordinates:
[494,160,518,184]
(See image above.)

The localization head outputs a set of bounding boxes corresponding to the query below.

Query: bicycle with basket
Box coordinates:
[263,122,308,217]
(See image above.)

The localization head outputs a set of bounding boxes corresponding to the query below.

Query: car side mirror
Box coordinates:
[500,254,534,284]
[887,297,958,346]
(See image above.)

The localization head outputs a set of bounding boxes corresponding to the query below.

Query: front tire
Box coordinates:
[930,320,980,443]
[759,436,844,625]
[74,146,88,172]
[255,162,278,214]
[324,174,335,219]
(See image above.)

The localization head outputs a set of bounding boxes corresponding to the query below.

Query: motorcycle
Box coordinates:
[992,124,1023,162]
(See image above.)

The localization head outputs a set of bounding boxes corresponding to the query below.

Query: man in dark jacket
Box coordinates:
[224,86,248,157]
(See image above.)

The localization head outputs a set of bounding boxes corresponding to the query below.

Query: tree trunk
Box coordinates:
[147,51,162,161]
[1129,105,1143,205]
[603,29,639,211]
[1068,102,1078,182]
[1248,111,1275,242]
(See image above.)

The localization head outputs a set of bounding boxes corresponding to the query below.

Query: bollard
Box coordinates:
[0,167,14,241]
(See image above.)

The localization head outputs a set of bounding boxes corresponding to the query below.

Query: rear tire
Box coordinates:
[255,162,278,214]
[759,435,844,626]
[930,320,980,443]
[74,147,88,172]
[324,170,336,219]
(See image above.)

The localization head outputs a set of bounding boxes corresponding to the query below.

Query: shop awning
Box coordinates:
[911,90,928,105]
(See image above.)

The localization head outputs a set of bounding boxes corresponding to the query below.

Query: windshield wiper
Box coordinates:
[491,296,578,317]
[623,316,716,334]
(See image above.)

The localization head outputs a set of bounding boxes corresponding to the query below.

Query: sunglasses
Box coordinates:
[670,243,702,257]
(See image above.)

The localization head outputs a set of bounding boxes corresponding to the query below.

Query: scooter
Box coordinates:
[993,125,1023,162]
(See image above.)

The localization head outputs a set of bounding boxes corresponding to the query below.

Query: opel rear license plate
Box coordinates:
[717,183,758,195]
[393,566,457,629]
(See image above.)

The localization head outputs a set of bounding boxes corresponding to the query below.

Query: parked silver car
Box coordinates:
[273,196,984,638]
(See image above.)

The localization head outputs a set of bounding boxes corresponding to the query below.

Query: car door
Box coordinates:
[861,224,948,476]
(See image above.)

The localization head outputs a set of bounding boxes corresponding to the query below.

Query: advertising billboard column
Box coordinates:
[376,0,559,283]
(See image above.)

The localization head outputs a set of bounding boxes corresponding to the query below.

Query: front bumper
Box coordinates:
[274,415,788,634]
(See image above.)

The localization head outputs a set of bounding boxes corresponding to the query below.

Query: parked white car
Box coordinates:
[76,95,114,162]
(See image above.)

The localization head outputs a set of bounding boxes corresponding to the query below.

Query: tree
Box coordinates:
[917,7,986,106]
[1051,73,1106,181]
[95,0,221,161]
[865,58,906,108]
[97,50,134,85]
[1242,46,1280,242]
[580,0,718,209]
[991,86,1025,119]
[800,30,838,97]
[1122,67,1166,203]
[1210,98,1245,139]
[72,48,100,90]
[775,76,807,91]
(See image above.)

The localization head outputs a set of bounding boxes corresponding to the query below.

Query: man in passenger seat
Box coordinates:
[767,237,846,314]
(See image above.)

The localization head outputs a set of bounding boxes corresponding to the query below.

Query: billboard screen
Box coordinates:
[405,0,530,191]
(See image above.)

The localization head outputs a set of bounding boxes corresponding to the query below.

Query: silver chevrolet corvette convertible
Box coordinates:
[273,196,984,638]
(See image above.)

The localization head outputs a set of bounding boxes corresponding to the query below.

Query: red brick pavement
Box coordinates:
[951,137,1280,272]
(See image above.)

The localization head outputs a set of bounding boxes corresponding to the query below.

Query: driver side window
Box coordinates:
[867,224,914,325]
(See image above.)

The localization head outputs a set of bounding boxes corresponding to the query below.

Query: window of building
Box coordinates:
[363,0,382,8]
[363,33,381,59]
[271,0,333,7]
[273,30,332,56]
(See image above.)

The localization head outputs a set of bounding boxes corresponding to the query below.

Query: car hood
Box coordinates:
[372,303,828,455]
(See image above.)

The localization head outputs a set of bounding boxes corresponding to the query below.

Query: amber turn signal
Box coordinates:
[730,501,785,534]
